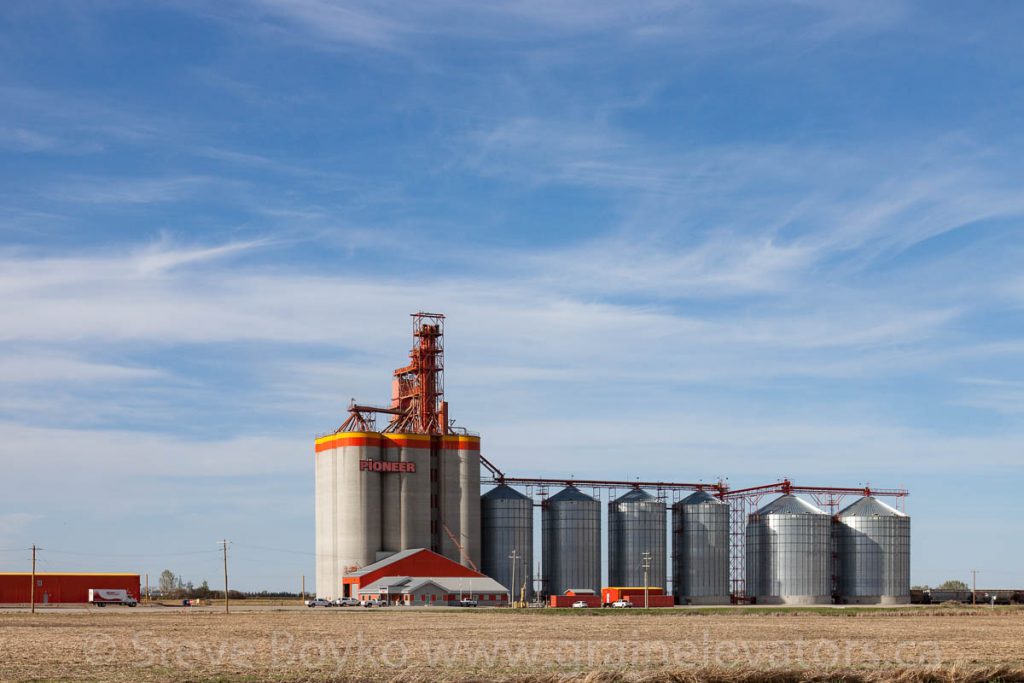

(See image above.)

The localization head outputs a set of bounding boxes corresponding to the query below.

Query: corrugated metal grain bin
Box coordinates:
[542,486,601,596]
[608,488,666,590]
[835,496,910,604]
[672,490,730,605]
[746,494,831,605]
[481,484,533,600]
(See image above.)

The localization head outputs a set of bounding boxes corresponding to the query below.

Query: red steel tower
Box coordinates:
[339,312,451,434]
[389,313,448,434]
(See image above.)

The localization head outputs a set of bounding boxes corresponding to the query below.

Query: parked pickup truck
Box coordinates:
[333,597,361,607]
[88,589,137,607]
[305,598,332,607]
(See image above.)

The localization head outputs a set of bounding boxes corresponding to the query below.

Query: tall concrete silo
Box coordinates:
[608,489,666,590]
[435,435,482,569]
[481,484,534,600]
[746,494,831,605]
[455,436,482,570]
[835,496,910,604]
[672,490,730,605]
[379,437,402,553]
[543,486,601,596]
[314,431,383,599]
[438,443,463,564]
[393,434,431,551]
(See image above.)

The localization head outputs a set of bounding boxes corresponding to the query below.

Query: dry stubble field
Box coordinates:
[2,606,1023,683]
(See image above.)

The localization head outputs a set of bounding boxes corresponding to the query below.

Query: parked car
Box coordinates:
[361,598,386,607]
[333,597,360,607]
[458,598,478,607]
[305,598,332,608]
[611,599,632,608]
[571,600,589,608]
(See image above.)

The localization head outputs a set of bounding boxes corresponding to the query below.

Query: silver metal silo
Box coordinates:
[672,490,730,605]
[542,486,601,596]
[745,494,831,605]
[835,496,910,604]
[481,484,534,601]
[608,489,666,591]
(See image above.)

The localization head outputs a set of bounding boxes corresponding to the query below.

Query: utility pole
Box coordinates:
[509,549,519,608]
[301,575,305,604]
[522,555,528,605]
[30,545,36,614]
[642,551,651,609]
[972,570,977,606]
[222,540,230,614]
[145,573,149,604]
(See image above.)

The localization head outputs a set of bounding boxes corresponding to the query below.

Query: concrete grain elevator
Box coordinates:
[315,313,480,599]
[315,315,912,605]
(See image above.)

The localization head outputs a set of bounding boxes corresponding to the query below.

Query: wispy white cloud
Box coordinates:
[0,422,301,481]
[0,126,104,155]
[526,233,817,297]
[0,235,974,380]
[0,354,164,384]
[0,127,61,152]
[131,235,274,274]
[175,0,913,54]
[955,378,1024,416]
[483,409,1024,482]
[464,117,683,192]
[0,85,169,145]
[41,175,221,204]
[462,117,1024,292]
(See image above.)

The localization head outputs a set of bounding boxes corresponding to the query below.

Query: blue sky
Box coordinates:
[1,1,1023,591]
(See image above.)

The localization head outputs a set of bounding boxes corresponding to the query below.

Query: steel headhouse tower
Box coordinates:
[314,313,481,599]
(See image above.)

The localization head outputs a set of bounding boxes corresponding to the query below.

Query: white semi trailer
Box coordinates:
[88,588,137,607]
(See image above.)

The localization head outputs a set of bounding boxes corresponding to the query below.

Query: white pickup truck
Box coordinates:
[88,589,138,607]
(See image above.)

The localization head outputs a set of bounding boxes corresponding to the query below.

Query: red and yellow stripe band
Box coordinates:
[314,432,480,453]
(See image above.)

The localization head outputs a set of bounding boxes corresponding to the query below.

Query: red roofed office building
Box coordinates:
[339,548,508,606]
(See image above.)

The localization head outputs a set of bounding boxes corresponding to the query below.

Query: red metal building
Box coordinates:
[602,586,675,607]
[0,573,140,604]
[549,589,602,608]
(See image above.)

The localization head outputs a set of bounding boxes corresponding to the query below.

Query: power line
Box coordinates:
[230,542,315,557]
[39,548,219,558]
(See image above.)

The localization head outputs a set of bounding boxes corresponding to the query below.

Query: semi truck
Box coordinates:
[88,588,138,607]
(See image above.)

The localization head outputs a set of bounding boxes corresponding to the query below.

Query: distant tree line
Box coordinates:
[155,570,299,600]
[911,579,970,591]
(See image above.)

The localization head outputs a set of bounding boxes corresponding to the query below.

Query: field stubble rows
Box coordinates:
[1,606,1023,682]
